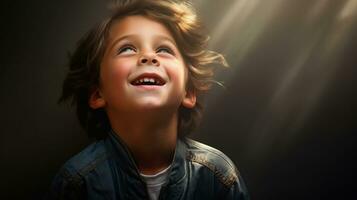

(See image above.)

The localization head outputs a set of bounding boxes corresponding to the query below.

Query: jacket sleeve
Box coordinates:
[224,174,250,200]
[44,168,86,200]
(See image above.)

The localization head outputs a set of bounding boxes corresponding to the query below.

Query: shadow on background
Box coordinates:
[1,0,356,199]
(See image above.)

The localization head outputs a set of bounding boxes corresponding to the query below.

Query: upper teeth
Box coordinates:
[134,78,161,85]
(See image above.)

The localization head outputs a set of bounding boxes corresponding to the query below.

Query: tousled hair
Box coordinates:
[59,0,228,139]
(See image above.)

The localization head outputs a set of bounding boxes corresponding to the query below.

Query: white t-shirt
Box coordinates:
[139,165,172,200]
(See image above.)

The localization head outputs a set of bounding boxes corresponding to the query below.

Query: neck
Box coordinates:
[108,110,178,175]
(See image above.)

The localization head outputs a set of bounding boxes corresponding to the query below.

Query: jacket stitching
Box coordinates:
[78,152,108,176]
[60,169,83,191]
[186,139,237,171]
[186,152,238,188]
[66,152,112,200]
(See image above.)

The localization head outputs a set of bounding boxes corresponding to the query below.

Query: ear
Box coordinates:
[182,90,196,109]
[88,87,106,109]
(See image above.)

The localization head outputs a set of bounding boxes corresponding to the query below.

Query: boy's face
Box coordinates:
[89,15,196,115]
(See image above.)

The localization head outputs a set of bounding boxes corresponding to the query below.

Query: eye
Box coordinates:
[118,45,136,54]
[156,46,175,55]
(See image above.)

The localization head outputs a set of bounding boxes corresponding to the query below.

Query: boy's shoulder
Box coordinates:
[184,138,241,187]
[60,140,110,178]
[46,140,112,198]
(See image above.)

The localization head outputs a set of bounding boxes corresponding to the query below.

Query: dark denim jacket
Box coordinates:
[45,130,249,199]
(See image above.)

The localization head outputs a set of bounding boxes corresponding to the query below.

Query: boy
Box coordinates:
[47,0,249,199]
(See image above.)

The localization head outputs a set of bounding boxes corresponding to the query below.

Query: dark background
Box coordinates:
[1,0,356,199]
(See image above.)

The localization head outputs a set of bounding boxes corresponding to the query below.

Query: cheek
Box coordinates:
[168,64,188,90]
[100,59,133,96]
[105,60,132,82]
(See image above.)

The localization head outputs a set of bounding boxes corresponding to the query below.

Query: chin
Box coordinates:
[134,100,180,113]
[134,100,165,110]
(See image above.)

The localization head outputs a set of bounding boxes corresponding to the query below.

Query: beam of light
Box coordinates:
[339,0,357,20]
[204,0,283,103]
[248,0,356,157]
[200,0,357,160]
[210,0,284,79]
[250,36,325,152]
[209,0,259,48]
[307,0,329,20]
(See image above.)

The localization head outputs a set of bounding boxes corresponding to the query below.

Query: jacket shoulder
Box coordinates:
[60,140,109,179]
[46,140,110,199]
[184,138,240,188]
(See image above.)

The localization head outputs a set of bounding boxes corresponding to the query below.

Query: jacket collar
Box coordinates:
[105,129,187,185]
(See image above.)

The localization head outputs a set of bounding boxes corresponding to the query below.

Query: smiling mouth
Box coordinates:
[130,73,166,86]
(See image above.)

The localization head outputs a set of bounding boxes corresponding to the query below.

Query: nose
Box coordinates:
[138,53,160,66]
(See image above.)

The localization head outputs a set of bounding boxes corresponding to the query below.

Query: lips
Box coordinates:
[130,73,166,86]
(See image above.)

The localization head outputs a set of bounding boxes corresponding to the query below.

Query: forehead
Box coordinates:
[108,15,176,43]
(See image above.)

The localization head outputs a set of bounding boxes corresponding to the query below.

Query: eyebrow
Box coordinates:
[109,34,177,52]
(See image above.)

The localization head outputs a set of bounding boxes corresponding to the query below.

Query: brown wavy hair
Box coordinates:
[59,0,228,139]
